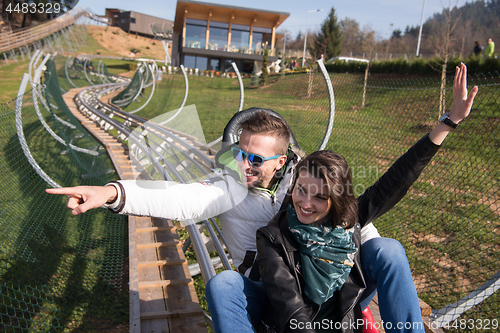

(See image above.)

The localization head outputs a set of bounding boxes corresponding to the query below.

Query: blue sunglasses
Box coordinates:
[231,147,282,168]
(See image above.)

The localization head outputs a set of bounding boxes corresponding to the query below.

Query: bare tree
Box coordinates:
[428,0,463,117]
[360,24,377,59]
[341,18,361,54]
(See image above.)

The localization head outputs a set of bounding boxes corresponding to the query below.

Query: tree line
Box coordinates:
[279,0,500,62]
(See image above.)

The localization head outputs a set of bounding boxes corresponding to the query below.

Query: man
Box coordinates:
[48,64,477,333]
[484,38,495,58]
[473,41,484,57]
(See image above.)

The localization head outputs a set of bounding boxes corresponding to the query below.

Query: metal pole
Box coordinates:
[283,32,287,58]
[416,0,426,56]
[302,9,323,67]
[302,12,310,68]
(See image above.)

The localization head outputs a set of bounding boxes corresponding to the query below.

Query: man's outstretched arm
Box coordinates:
[46,185,118,215]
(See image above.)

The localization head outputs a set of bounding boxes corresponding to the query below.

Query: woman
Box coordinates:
[255,150,365,333]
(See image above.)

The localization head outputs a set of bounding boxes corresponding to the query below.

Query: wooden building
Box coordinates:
[172,0,289,73]
[105,8,173,39]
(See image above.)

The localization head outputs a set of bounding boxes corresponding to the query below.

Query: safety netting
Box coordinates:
[247,69,500,331]
[0,80,129,331]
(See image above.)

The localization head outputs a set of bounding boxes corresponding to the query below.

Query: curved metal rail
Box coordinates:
[15,74,61,189]
[29,53,98,156]
[158,65,189,125]
[316,59,336,150]
[128,62,159,114]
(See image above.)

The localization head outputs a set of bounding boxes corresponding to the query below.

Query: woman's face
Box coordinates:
[292,170,332,225]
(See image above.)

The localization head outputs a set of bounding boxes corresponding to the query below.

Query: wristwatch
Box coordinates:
[439,113,459,129]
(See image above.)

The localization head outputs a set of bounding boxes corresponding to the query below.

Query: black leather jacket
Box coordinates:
[252,134,440,333]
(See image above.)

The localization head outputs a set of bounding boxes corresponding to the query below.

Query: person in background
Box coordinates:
[472,40,484,57]
[484,38,495,58]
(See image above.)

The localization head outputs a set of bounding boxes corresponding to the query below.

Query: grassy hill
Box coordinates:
[0,24,167,103]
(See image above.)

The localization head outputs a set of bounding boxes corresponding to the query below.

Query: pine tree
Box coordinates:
[259,49,268,86]
[314,7,343,60]
[280,56,286,77]
[251,60,259,86]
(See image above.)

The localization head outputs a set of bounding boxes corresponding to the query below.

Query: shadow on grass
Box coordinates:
[0,106,129,331]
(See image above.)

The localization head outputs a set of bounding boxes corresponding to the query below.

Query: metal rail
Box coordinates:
[74,83,228,284]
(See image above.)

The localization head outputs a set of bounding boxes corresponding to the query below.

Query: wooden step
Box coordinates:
[138,278,192,288]
[137,259,186,267]
[136,226,176,233]
[140,308,204,320]
[136,241,180,249]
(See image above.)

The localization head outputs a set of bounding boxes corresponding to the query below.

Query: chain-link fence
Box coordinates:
[140,67,498,331]
[327,71,499,331]
[243,69,499,331]
[0,86,129,331]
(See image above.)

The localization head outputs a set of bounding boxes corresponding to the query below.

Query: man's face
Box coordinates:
[237,129,287,189]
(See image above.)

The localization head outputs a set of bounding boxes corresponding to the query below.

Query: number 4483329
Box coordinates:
[442,318,498,330]
[5,2,61,14]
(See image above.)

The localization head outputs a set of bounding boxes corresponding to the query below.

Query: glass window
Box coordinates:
[185,24,206,48]
[232,30,250,52]
[130,17,136,24]
[252,31,263,54]
[231,24,250,52]
[210,59,220,71]
[209,26,228,50]
[196,56,208,70]
[253,26,272,33]
[184,55,196,69]
[251,31,272,54]
[232,24,250,31]
[186,19,207,26]
[211,21,229,28]
[183,56,207,70]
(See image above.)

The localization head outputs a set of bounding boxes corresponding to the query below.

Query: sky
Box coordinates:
[77,0,460,39]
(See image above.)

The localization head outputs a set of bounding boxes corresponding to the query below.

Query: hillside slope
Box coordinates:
[85,25,169,60]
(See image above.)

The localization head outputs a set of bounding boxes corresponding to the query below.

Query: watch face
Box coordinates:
[439,113,448,122]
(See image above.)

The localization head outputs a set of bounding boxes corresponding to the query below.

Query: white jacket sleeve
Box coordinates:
[108,176,247,222]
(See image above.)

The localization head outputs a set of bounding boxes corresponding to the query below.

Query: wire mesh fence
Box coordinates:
[133,66,498,330]
[242,69,500,331]
[0,89,129,331]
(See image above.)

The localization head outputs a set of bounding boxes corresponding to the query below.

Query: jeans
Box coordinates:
[205,237,424,333]
[359,238,425,333]
[206,270,266,333]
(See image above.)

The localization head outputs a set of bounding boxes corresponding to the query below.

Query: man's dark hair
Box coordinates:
[240,111,291,155]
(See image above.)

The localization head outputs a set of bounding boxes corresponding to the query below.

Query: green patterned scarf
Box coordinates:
[287,205,357,305]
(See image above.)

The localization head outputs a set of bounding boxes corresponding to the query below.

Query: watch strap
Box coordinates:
[441,114,458,129]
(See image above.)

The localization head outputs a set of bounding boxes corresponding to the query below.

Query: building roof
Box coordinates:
[174,0,290,33]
